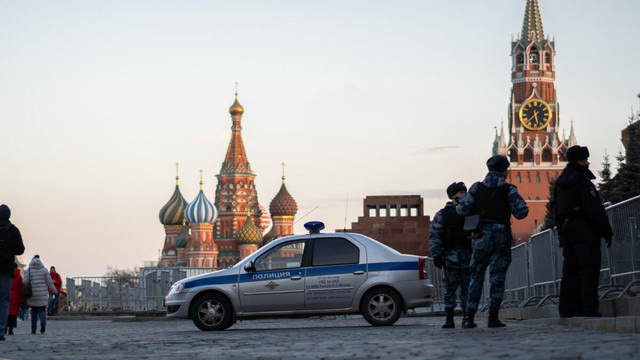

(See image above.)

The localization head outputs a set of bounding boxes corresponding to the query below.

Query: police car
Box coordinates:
[165,221,434,331]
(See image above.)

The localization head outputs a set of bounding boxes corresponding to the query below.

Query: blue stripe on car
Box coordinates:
[184,261,416,288]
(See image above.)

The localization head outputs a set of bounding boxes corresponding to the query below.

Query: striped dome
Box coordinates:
[269,183,297,217]
[174,224,191,248]
[236,215,263,245]
[185,189,218,224]
[258,204,272,232]
[159,184,188,225]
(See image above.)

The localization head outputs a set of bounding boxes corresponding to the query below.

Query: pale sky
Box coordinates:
[1,0,639,279]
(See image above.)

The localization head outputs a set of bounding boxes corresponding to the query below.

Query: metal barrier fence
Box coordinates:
[66,267,221,311]
[500,195,640,308]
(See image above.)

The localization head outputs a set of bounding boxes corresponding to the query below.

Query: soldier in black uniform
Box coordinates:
[429,182,471,328]
[554,145,613,318]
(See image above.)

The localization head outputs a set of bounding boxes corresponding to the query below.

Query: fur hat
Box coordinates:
[446,182,467,199]
[0,204,10,220]
[566,145,590,163]
[486,155,510,172]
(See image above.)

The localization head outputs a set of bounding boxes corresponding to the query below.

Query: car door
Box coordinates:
[304,236,367,310]
[238,239,307,313]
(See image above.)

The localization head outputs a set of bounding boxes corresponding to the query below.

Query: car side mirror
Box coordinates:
[244,262,256,273]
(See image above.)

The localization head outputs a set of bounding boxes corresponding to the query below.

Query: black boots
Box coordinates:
[488,306,506,328]
[41,324,46,333]
[8,326,13,335]
[462,308,477,328]
[442,308,455,328]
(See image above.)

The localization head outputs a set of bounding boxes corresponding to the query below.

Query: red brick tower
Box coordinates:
[494,0,577,243]
[215,92,262,266]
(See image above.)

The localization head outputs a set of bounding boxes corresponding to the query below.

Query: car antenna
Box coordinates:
[343,193,349,232]
[274,205,319,240]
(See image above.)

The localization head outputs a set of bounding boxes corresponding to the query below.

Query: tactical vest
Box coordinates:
[441,206,470,250]
[475,183,510,224]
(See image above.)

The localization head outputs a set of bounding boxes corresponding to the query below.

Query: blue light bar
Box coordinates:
[304,221,325,233]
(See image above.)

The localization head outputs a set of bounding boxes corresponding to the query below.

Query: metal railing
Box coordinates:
[66,267,221,311]
[500,195,640,308]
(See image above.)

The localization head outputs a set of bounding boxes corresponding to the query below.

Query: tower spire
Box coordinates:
[175,162,180,185]
[281,162,286,184]
[199,169,204,190]
[521,0,545,44]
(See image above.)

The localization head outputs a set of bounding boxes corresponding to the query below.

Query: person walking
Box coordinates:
[7,264,24,335]
[23,255,57,334]
[0,204,26,341]
[48,266,62,315]
[456,155,529,328]
[554,145,613,318]
[429,182,472,328]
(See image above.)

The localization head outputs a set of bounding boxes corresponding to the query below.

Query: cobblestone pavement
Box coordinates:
[1,315,639,360]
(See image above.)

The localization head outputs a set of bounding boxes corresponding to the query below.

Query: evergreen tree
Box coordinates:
[597,151,615,203]
[540,178,557,231]
[612,119,640,202]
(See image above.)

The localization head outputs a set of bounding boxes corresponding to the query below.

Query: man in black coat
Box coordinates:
[0,204,25,340]
[554,146,613,318]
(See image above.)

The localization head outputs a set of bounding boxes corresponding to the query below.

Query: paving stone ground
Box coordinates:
[1,315,639,360]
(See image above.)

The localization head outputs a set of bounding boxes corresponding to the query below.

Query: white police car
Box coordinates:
[165,221,434,331]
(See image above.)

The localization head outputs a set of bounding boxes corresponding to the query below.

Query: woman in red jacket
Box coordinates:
[7,266,24,335]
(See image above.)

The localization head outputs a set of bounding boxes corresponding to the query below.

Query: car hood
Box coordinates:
[181,267,240,289]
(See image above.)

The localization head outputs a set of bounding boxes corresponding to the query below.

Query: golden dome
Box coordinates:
[229,94,244,115]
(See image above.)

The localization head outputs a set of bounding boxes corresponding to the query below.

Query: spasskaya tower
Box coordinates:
[493,0,577,243]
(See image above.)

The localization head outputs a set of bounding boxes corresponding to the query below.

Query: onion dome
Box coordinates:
[229,93,244,116]
[174,220,191,248]
[258,204,272,232]
[269,178,297,217]
[236,212,263,245]
[159,167,188,225]
[185,172,218,224]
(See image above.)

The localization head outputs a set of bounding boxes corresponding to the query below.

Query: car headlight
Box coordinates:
[168,282,184,296]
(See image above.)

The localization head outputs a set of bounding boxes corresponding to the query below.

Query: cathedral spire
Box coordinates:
[568,119,577,147]
[520,0,545,44]
[220,91,253,174]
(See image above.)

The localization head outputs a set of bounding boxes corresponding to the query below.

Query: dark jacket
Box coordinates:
[0,219,25,276]
[554,163,613,245]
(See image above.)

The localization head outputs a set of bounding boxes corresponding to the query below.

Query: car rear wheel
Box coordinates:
[190,293,233,331]
[360,288,402,326]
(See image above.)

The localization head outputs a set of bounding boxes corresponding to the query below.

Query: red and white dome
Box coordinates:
[258,204,272,232]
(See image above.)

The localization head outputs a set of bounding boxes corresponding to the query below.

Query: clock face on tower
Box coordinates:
[519,98,552,130]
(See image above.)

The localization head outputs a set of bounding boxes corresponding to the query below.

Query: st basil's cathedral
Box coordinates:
[157,93,298,268]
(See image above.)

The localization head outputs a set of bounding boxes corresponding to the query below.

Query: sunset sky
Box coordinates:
[1,0,639,279]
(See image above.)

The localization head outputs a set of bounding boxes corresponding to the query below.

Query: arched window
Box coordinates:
[544,52,551,65]
[529,48,539,63]
[516,174,521,184]
[542,147,553,162]
[535,174,541,183]
[516,53,524,65]
[508,148,518,163]
[523,147,534,163]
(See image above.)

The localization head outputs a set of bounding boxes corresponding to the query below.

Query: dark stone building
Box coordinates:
[338,195,431,256]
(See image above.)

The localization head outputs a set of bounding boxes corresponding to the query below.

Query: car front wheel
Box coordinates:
[360,288,402,326]
[190,293,233,331]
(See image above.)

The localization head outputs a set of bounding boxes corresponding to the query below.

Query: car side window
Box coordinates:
[254,240,306,272]
[312,238,359,267]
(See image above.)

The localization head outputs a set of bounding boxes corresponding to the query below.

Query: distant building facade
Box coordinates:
[339,195,431,256]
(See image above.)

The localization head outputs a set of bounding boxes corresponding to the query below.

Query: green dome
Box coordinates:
[236,215,263,244]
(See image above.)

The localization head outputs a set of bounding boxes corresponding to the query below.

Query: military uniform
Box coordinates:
[429,202,472,317]
[456,166,528,327]
[554,157,613,317]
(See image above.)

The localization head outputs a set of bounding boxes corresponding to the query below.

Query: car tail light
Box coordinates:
[419,257,428,280]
